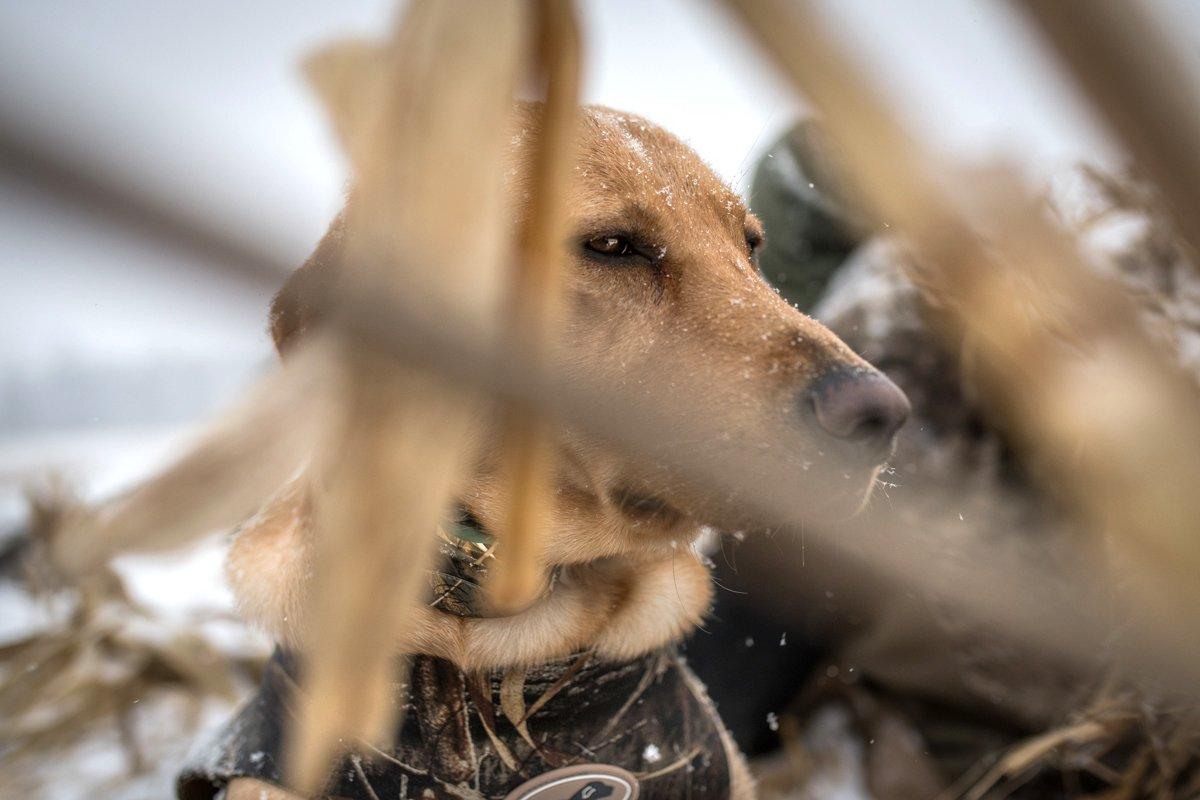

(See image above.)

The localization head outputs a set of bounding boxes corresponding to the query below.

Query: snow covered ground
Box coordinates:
[0,421,271,799]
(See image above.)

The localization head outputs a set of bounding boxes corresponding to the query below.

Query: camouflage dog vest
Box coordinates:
[177,645,731,799]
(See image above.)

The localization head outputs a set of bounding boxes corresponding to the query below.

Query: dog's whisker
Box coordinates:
[709,576,748,596]
[734,108,779,191]
[719,533,738,573]
[673,548,711,635]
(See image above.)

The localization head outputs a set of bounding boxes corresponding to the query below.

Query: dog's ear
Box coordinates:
[269,215,345,354]
[270,39,390,355]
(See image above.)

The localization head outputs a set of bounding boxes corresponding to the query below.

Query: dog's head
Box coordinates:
[271,104,908,567]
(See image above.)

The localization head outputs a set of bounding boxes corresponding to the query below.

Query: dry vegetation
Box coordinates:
[3,0,1200,797]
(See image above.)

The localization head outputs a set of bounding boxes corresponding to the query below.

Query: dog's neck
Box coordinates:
[227,484,715,672]
[429,509,561,619]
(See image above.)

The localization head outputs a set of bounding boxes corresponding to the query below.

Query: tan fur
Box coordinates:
[229,487,713,668]
[227,104,882,800]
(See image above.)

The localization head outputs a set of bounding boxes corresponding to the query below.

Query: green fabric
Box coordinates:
[749,119,872,312]
[443,518,493,546]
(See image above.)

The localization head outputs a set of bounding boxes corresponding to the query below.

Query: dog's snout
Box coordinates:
[805,370,910,457]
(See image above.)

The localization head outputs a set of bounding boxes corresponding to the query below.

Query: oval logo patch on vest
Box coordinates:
[504,764,639,800]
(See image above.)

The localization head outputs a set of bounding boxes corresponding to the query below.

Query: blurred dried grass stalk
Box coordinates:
[722,0,1200,623]
[724,0,1200,794]
[0,250,327,791]
[283,0,578,786]
[962,683,1200,798]
[0,487,263,795]
[1008,0,1200,267]
[490,0,581,614]
[949,174,1200,798]
[48,336,337,577]
[5,0,582,790]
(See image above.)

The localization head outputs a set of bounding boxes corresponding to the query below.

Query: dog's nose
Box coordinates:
[806,369,910,458]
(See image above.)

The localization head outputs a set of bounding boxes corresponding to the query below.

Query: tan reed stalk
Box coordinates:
[48,335,336,576]
[282,1,529,792]
[489,0,583,614]
[720,0,1200,608]
[1008,0,1200,264]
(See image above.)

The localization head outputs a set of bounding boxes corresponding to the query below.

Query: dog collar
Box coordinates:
[429,512,559,619]
[428,514,497,617]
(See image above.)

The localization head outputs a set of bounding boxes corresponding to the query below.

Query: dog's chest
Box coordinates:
[178,648,730,799]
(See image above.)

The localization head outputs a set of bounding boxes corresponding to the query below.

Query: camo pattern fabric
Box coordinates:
[177,646,729,799]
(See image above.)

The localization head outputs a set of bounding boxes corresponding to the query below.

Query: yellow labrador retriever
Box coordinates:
[191,104,908,800]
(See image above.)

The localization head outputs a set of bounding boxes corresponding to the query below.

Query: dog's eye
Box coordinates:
[745,233,763,258]
[584,235,638,258]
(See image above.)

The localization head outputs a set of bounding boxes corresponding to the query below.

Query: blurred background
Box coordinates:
[4,1,1200,797]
